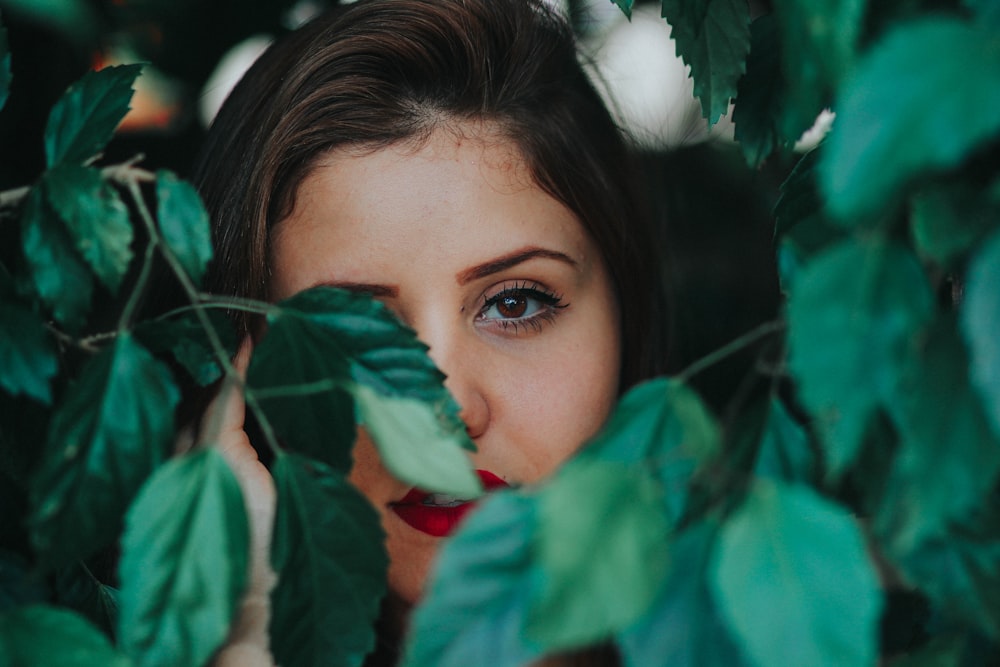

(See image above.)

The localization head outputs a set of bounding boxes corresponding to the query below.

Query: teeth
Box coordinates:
[422,493,469,507]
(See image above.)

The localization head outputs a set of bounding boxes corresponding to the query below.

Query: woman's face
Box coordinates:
[270,123,621,607]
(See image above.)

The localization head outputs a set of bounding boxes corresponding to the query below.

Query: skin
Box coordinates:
[267,122,623,609]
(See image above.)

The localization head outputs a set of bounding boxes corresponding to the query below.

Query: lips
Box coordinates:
[390,470,510,537]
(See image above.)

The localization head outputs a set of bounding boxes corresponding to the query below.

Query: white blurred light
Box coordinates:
[199,35,273,128]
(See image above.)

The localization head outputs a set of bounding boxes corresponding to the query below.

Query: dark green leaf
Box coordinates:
[965,0,1000,26]
[55,562,120,641]
[118,448,249,667]
[44,63,142,166]
[787,238,934,476]
[135,308,237,386]
[0,295,57,403]
[402,492,543,667]
[660,0,751,124]
[156,171,213,285]
[734,15,785,166]
[880,319,1000,553]
[0,0,97,44]
[618,521,749,667]
[29,334,179,568]
[820,18,1000,222]
[0,549,46,611]
[0,14,10,112]
[43,164,133,292]
[910,181,1000,266]
[20,185,94,329]
[711,481,882,666]
[270,453,387,667]
[962,229,1000,438]
[753,397,817,485]
[530,463,671,649]
[0,605,130,666]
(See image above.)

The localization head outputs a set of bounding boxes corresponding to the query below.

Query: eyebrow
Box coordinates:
[456,247,578,285]
[313,281,399,298]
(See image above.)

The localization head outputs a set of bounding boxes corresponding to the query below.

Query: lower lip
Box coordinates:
[390,470,509,537]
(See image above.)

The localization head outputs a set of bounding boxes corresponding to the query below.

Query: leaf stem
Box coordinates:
[676,319,787,384]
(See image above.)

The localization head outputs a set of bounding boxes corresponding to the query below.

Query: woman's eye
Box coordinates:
[484,292,541,319]
[477,282,567,332]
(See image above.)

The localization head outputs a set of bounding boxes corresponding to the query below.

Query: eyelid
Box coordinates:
[475,280,568,335]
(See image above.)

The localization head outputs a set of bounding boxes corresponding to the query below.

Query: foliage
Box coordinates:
[2,0,1000,666]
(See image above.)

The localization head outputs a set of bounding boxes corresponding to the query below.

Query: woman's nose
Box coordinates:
[420,329,490,440]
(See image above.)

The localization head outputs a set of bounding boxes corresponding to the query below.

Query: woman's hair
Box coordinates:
[192,0,666,387]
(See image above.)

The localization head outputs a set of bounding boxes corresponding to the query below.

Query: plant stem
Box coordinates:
[676,319,786,384]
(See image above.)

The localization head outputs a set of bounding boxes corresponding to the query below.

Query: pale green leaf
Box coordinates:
[618,521,749,667]
[402,492,543,667]
[661,0,750,124]
[44,164,133,291]
[0,605,130,666]
[711,481,883,667]
[270,453,387,667]
[962,229,1000,439]
[0,296,57,403]
[787,238,934,476]
[820,18,1000,222]
[118,448,249,667]
[0,15,10,112]
[156,171,213,285]
[45,63,142,166]
[20,185,94,329]
[29,334,179,568]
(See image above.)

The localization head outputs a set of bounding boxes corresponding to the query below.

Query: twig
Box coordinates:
[677,319,787,384]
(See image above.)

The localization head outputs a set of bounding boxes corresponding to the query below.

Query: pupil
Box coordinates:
[499,294,527,318]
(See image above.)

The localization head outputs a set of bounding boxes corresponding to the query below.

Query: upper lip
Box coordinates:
[392,469,510,506]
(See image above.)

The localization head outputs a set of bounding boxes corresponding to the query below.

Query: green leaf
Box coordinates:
[618,521,749,667]
[734,15,785,166]
[45,63,142,166]
[402,492,543,667]
[0,14,10,112]
[753,397,817,485]
[118,448,249,667]
[0,0,98,44]
[820,17,1000,222]
[965,0,1000,26]
[787,238,934,476]
[962,229,1000,439]
[0,549,46,611]
[20,184,94,329]
[135,309,237,386]
[910,180,1000,266]
[55,561,120,641]
[529,463,671,649]
[269,453,387,667]
[43,164,133,292]
[711,481,883,667]
[0,295,57,403]
[880,319,1000,552]
[660,0,751,124]
[29,334,179,568]
[0,605,130,666]
[612,0,633,20]
[155,171,213,285]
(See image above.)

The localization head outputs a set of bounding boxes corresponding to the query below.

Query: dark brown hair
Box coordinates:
[193,0,665,387]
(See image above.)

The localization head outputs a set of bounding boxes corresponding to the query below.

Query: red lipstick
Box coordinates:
[390,470,509,537]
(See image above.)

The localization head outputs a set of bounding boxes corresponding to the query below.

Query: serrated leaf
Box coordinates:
[753,397,817,484]
[734,15,785,166]
[787,238,934,476]
[402,492,543,667]
[820,18,1000,222]
[0,605,130,666]
[661,0,750,124]
[29,333,179,568]
[881,319,1000,552]
[711,481,883,667]
[962,230,1000,439]
[0,15,10,112]
[45,63,142,166]
[269,454,387,667]
[618,521,749,667]
[118,448,249,667]
[530,463,671,650]
[911,181,1000,266]
[135,308,236,386]
[0,295,57,403]
[20,185,94,329]
[156,171,212,285]
[44,163,133,291]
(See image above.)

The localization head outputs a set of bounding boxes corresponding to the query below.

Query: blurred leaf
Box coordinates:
[0,295,57,403]
[787,238,933,477]
[529,463,671,650]
[910,181,1000,266]
[734,15,784,166]
[618,521,749,667]
[0,549,46,611]
[753,397,817,485]
[270,453,387,667]
[20,185,94,330]
[402,492,543,667]
[118,448,249,667]
[962,229,1000,438]
[820,18,1000,223]
[0,605,129,666]
[881,319,1000,552]
[55,562,119,641]
[712,481,882,667]
[0,0,98,44]
[43,164,133,292]
[964,0,1000,26]
[135,308,236,386]
[889,632,990,667]
[0,14,10,112]
[155,171,213,285]
[660,0,751,124]
[29,334,179,568]
[44,63,142,167]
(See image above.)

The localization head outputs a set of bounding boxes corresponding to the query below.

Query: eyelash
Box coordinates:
[477,281,568,335]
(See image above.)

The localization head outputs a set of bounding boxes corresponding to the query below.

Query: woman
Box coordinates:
[191,0,667,663]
